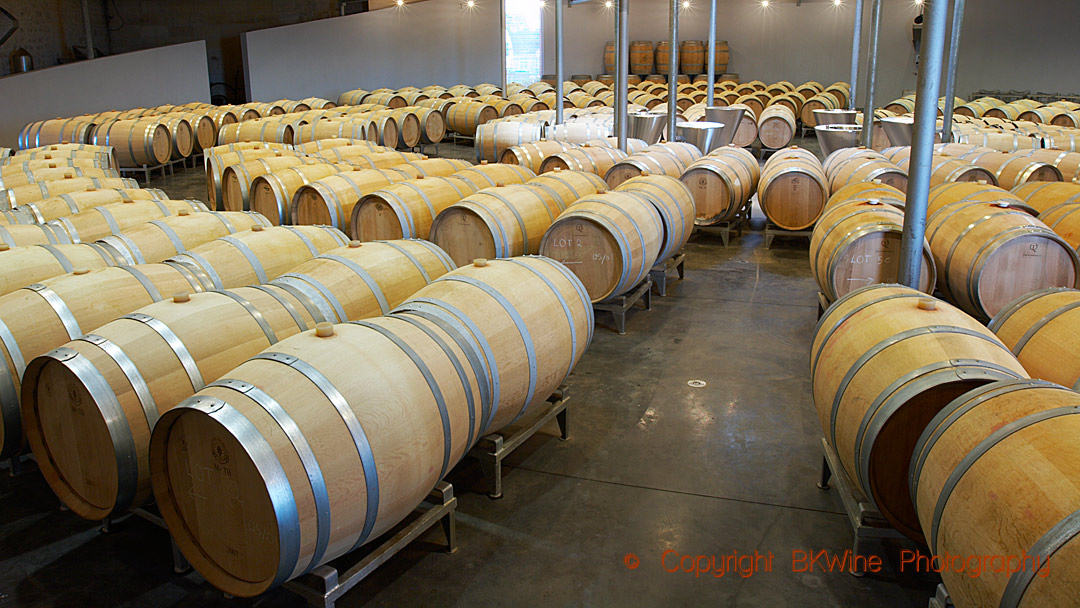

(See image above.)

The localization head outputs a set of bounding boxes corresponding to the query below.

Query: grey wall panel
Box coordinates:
[0,40,211,149]
[243,0,502,102]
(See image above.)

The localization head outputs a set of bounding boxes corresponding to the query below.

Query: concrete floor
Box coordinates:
[0,137,942,607]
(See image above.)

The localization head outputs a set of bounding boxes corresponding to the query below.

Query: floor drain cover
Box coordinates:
[687,380,706,388]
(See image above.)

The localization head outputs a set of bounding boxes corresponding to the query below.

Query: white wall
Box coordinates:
[240,0,1080,107]
[242,1,502,102]
[0,41,211,148]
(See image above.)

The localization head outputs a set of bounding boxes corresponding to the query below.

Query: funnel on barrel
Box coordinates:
[704,106,743,147]
[675,121,725,154]
[813,109,859,125]
[628,112,666,144]
[814,124,862,156]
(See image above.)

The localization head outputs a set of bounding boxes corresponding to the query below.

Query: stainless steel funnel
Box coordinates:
[814,124,862,156]
[813,109,859,125]
[675,121,725,154]
[703,106,743,147]
[628,112,666,144]
[880,116,915,146]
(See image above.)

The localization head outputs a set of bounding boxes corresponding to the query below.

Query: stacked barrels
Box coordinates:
[679,146,758,225]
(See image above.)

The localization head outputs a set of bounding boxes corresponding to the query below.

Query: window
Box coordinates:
[505,0,543,86]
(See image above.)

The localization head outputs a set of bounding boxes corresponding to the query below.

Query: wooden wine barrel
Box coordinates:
[629,41,654,75]
[0,223,74,247]
[248,164,350,226]
[216,120,295,146]
[801,93,841,126]
[0,242,121,296]
[446,101,498,136]
[15,187,165,224]
[825,182,905,210]
[811,285,1027,541]
[370,108,419,148]
[885,148,998,188]
[90,119,172,167]
[647,142,702,167]
[603,41,616,74]
[810,199,935,301]
[149,255,588,596]
[988,288,1080,388]
[909,380,1080,608]
[604,151,687,189]
[1019,149,1080,181]
[0,262,214,458]
[292,117,378,144]
[394,158,471,178]
[168,225,346,290]
[157,115,194,160]
[545,120,615,144]
[7,148,116,170]
[4,176,140,209]
[540,191,662,301]
[430,185,564,264]
[48,199,208,244]
[825,151,908,193]
[539,146,628,177]
[221,155,329,212]
[655,41,679,74]
[452,162,536,190]
[408,107,446,144]
[926,200,1079,320]
[727,104,759,147]
[293,139,375,154]
[290,170,405,235]
[614,175,695,263]
[1012,181,1080,215]
[474,122,545,163]
[500,141,574,173]
[0,164,119,189]
[165,112,216,153]
[206,147,303,209]
[582,137,649,154]
[20,239,454,519]
[963,150,1063,190]
[99,211,270,265]
[680,146,758,225]
[18,118,98,149]
[525,170,608,209]
[352,176,478,240]
[756,104,797,149]
[678,40,705,74]
[926,182,1029,217]
[758,147,829,230]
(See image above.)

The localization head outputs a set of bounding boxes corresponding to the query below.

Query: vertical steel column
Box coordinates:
[500,0,508,96]
[81,0,96,59]
[847,0,864,110]
[555,0,565,125]
[706,0,716,106]
[940,0,966,142]
[616,0,629,150]
[898,0,949,288]
[859,0,881,148]
[666,0,678,140]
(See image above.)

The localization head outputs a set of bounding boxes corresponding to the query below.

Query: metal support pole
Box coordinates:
[499,0,507,96]
[81,0,96,59]
[666,0,678,141]
[859,0,881,149]
[940,0,965,143]
[616,0,629,150]
[706,0,716,106]
[555,0,564,125]
[847,0,864,110]
[898,0,949,289]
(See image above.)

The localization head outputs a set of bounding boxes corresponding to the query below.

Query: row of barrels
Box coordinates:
[602,39,730,75]
[0,219,351,461]
[814,283,1080,607]
[18,98,337,152]
[955,95,1080,127]
[809,180,1079,322]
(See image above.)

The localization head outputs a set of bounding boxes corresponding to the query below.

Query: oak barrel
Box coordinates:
[758,147,829,230]
[679,146,758,225]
